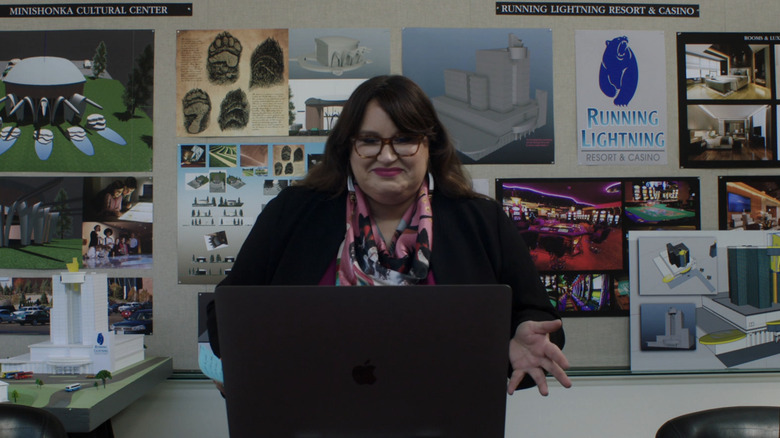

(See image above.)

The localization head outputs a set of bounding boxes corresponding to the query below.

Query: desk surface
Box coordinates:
[6,356,172,433]
[118,201,153,223]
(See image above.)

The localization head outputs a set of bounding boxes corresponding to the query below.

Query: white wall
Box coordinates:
[112,374,780,437]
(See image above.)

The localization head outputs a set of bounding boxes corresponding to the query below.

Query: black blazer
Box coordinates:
[207,186,563,387]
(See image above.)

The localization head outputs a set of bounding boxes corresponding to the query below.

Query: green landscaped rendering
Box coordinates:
[0,238,82,270]
[0,78,153,172]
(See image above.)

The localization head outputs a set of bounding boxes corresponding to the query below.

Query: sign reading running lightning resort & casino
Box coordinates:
[576,30,668,165]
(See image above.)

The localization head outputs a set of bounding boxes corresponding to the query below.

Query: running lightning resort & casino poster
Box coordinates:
[576,30,668,166]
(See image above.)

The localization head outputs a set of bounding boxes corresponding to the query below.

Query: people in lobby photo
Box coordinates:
[103,228,115,256]
[206,75,571,396]
[115,234,129,256]
[86,224,102,259]
[128,232,140,254]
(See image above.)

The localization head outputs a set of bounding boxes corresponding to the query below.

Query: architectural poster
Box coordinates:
[0,275,153,336]
[81,176,154,270]
[678,32,780,168]
[176,29,289,138]
[496,177,700,316]
[176,142,324,284]
[0,30,154,172]
[0,177,83,270]
[402,28,554,164]
[576,30,668,166]
[288,28,391,136]
[630,230,780,371]
[0,176,152,271]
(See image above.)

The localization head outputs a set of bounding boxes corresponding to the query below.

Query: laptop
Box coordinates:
[215,284,512,438]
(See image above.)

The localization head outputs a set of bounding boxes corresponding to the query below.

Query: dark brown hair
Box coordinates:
[301,75,477,199]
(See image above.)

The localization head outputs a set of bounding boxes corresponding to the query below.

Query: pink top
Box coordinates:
[105,193,122,213]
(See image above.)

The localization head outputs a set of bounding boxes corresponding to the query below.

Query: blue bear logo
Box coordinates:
[599,36,638,106]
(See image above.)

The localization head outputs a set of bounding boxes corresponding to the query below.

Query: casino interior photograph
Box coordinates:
[497,177,701,273]
[623,178,700,231]
[497,178,626,273]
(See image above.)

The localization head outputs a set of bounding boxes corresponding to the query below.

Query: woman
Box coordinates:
[99,180,124,219]
[208,75,570,395]
[86,224,102,259]
[103,228,115,257]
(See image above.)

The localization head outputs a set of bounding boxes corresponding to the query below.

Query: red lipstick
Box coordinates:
[372,168,403,177]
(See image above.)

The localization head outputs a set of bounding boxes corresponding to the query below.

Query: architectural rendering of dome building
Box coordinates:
[1,56,102,124]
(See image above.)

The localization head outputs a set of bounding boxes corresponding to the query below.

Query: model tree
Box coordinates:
[92,41,108,79]
[122,44,154,116]
[10,389,19,403]
[95,370,112,388]
[35,378,43,388]
[53,188,73,239]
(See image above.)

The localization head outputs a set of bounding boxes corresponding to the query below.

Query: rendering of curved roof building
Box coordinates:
[1,56,102,125]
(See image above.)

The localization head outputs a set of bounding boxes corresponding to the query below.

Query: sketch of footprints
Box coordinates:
[208,31,242,85]
[218,89,249,130]
[280,145,291,161]
[250,37,285,88]
[182,89,211,134]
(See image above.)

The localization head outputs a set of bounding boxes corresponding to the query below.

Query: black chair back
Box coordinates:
[0,404,68,438]
[656,406,780,438]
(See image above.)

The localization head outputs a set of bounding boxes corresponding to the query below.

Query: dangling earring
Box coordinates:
[347,174,357,203]
[427,172,434,192]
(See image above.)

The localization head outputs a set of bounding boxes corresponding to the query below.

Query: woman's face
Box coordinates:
[349,99,429,213]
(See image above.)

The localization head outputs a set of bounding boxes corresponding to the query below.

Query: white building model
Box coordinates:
[432,33,547,160]
[294,35,371,76]
[0,271,144,375]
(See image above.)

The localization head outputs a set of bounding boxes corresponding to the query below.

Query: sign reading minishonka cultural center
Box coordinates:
[575,30,668,166]
[0,3,192,17]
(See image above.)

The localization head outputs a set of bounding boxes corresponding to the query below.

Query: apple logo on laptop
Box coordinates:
[352,359,377,385]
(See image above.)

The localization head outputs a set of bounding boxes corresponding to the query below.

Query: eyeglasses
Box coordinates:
[352,134,426,158]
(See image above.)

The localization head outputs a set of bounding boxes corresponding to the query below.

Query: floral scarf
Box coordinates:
[336,177,433,286]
